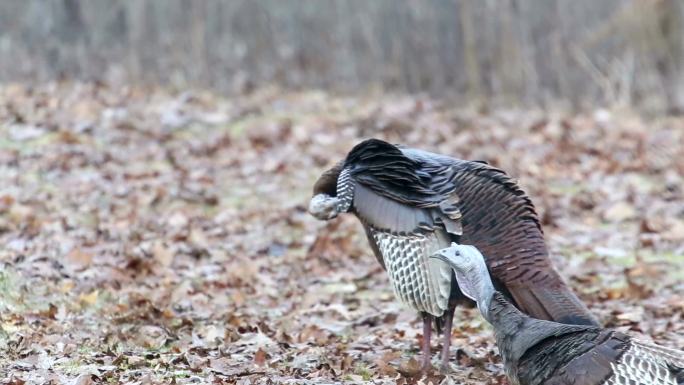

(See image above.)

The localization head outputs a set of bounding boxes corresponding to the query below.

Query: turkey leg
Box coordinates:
[440,305,455,372]
[421,313,432,373]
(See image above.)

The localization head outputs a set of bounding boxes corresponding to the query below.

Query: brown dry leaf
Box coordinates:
[626,256,663,281]
[640,218,664,234]
[6,377,26,385]
[626,280,653,300]
[136,325,167,349]
[39,304,58,320]
[65,248,93,271]
[254,347,267,367]
[0,194,14,211]
[397,357,422,378]
[58,130,81,144]
[605,286,628,300]
[231,290,246,307]
[666,295,684,311]
[374,351,400,376]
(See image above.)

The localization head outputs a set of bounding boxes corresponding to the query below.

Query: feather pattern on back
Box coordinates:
[605,340,684,385]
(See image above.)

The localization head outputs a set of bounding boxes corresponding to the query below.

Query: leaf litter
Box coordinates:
[0,83,682,384]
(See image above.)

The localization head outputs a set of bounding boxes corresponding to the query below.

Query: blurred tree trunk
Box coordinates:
[658,0,684,114]
[458,0,483,105]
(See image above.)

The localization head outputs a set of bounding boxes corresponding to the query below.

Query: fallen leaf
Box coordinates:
[153,241,174,267]
[662,220,684,241]
[397,357,422,378]
[254,347,267,367]
[79,290,99,306]
[71,374,94,385]
[603,201,635,222]
[65,248,93,271]
[374,351,400,376]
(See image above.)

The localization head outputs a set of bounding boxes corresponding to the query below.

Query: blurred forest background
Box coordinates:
[1,1,684,384]
[2,0,684,112]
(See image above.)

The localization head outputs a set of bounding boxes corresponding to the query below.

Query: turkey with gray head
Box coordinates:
[308,138,598,372]
[432,243,684,385]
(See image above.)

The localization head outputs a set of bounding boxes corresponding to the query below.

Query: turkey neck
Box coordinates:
[486,293,548,384]
[486,293,529,353]
[313,161,343,196]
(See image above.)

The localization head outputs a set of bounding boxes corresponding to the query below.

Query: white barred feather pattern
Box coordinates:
[630,339,684,365]
[372,230,451,316]
[606,340,684,385]
[335,167,354,213]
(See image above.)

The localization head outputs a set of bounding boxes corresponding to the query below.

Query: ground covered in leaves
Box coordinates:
[0,83,682,384]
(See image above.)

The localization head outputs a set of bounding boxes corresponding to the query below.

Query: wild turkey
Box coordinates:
[308,138,598,371]
[432,243,684,385]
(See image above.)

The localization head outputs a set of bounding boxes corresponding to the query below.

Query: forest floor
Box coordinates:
[0,83,682,385]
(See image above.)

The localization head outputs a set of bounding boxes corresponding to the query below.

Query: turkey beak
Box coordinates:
[308,194,340,220]
[430,247,458,266]
[430,249,450,264]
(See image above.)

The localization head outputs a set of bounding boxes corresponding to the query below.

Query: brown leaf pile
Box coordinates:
[0,83,682,384]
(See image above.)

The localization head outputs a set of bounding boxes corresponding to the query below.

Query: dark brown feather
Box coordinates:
[450,164,597,325]
[312,161,343,196]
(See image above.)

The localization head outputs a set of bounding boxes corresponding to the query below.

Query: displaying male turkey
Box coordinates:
[308,138,598,372]
[432,243,684,385]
